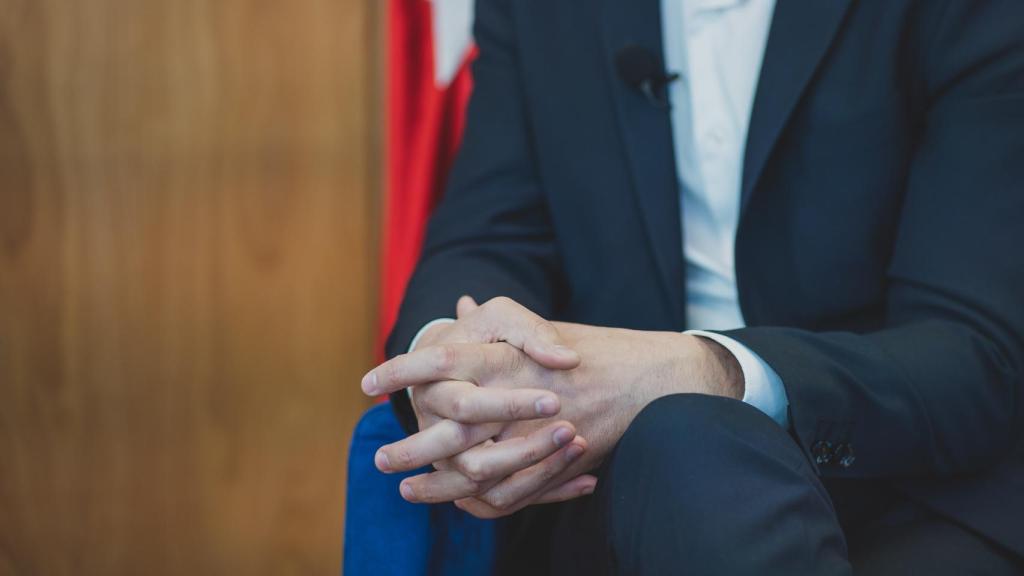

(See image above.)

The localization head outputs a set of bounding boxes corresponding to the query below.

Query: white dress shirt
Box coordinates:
[411,0,790,428]
[664,0,788,426]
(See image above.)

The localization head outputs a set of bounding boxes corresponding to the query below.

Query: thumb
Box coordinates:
[456,295,479,319]
[473,297,581,370]
[523,320,581,370]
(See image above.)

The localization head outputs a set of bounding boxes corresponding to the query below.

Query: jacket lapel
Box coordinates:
[602,0,686,327]
[741,0,855,211]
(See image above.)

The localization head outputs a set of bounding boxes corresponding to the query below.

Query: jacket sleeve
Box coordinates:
[725,0,1024,479]
[386,0,564,432]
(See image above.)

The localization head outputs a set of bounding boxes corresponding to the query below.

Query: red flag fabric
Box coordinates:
[380,0,476,356]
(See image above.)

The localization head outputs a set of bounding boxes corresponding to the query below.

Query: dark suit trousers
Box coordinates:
[494,395,1023,575]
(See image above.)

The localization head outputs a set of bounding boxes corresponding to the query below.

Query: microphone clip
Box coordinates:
[615,45,679,109]
[638,72,680,109]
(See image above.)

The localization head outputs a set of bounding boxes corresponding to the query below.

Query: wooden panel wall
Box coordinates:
[0,1,378,574]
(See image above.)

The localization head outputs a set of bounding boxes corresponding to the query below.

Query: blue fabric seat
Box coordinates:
[344,402,496,575]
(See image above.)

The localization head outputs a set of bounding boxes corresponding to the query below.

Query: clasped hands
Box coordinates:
[361,296,743,519]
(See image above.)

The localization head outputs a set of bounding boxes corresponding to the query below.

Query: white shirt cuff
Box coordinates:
[685,330,790,428]
[406,318,456,400]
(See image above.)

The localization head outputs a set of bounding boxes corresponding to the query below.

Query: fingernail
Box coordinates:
[535,396,559,417]
[400,482,416,501]
[553,427,574,447]
[581,482,596,495]
[565,444,584,462]
[361,372,378,395]
[375,450,391,472]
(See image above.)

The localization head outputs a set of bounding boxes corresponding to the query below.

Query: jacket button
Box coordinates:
[811,441,834,466]
[835,443,856,468]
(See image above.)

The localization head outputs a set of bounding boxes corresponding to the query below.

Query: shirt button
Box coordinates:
[811,440,834,466]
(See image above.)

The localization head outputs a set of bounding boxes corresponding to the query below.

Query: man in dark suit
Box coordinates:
[361,0,1024,572]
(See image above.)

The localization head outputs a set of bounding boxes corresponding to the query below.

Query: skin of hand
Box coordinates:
[364,296,745,519]
[361,296,597,508]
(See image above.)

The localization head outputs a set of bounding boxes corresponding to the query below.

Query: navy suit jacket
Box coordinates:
[388,0,1024,554]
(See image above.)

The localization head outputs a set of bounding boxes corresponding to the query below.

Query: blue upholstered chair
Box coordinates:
[344,403,497,575]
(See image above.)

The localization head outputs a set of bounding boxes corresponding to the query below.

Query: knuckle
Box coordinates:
[481,297,514,322]
[392,447,415,469]
[461,459,489,483]
[489,296,513,310]
[504,396,524,420]
[448,421,470,448]
[433,344,457,374]
[501,348,525,375]
[383,360,402,388]
[540,460,561,482]
[449,395,468,421]
[413,393,434,420]
[521,445,540,465]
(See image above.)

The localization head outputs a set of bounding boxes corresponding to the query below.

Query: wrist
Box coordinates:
[689,335,745,400]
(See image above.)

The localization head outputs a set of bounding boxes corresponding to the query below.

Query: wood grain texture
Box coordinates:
[0,1,378,573]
